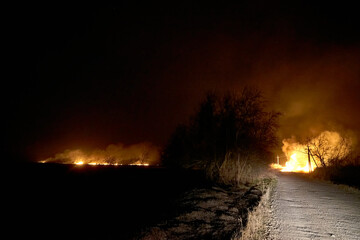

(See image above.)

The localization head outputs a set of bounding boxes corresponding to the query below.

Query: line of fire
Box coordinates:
[39,130,353,174]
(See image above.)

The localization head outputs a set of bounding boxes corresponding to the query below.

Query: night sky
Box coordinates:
[5,1,360,161]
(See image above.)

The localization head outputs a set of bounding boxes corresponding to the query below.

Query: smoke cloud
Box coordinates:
[251,45,360,143]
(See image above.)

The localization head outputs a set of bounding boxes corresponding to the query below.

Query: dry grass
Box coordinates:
[233,177,277,240]
[209,152,270,187]
[334,184,360,194]
[310,165,360,189]
[136,185,247,240]
[206,151,277,239]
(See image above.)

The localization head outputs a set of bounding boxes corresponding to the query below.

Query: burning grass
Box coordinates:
[39,142,159,166]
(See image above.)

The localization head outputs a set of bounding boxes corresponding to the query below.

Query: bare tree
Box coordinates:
[328,136,352,166]
[307,133,352,167]
[308,134,329,167]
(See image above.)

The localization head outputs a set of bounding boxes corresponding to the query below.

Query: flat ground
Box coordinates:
[269,172,360,240]
[5,163,209,240]
[137,185,262,239]
[5,163,260,240]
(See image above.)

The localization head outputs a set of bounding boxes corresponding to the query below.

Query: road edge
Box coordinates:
[232,177,278,240]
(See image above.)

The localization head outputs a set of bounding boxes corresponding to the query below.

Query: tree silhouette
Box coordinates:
[162,88,280,181]
[307,132,353,167]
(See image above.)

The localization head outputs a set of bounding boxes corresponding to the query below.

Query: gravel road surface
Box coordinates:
[269,172,360,240]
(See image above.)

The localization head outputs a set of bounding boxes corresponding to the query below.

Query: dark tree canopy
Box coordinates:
[162,88,280,171]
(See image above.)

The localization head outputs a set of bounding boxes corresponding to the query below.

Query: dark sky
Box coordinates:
[5,1,360,161]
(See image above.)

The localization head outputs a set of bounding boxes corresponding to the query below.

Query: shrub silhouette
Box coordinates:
[162,88,280,184]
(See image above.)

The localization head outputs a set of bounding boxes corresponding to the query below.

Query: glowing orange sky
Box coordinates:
[5,2,360,161]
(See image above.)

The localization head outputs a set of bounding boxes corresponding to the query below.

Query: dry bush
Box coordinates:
[207,151,270,186]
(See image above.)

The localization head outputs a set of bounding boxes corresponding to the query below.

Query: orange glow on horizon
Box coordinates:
[39,160,151,166]
[39,142,159,166]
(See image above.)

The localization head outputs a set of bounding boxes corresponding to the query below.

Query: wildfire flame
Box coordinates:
[70,161,150,166]
[271,131,352,173]
[39,142,159,166]
[271,153,313,173]
[271,140,316,173]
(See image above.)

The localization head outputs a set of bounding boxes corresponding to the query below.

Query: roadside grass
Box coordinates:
[232,176,277,240]
[310,165,360,190]
[135,185,249,240]
[137,153,277,240]
[333,183,360,194]
[210,153,279,239]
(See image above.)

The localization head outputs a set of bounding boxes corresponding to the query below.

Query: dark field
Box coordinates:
[5,163,209,240]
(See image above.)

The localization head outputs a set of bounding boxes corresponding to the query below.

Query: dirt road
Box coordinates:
[269,172,360,240]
